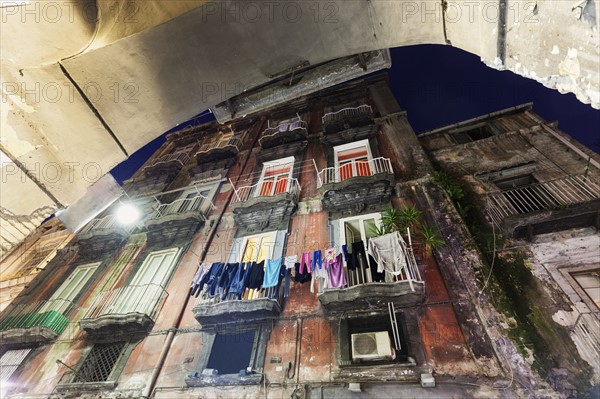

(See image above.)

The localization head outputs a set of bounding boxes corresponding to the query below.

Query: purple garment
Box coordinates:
[299,252,312,273]
[328,253,347,288]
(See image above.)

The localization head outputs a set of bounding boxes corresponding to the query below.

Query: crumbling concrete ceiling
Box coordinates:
[0,0,598,256]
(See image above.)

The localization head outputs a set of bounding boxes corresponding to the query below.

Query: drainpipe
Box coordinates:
[139,119,265,399]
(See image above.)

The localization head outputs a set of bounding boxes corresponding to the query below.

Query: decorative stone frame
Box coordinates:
[560,263,600,316]
[185,323,273,387]
[55,340,140,392]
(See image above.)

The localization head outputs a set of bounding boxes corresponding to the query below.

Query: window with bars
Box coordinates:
[73,342,126,383]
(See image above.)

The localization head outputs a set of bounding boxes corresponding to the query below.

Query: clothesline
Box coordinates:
[189,231,418,301]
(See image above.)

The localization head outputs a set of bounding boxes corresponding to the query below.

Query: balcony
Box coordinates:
[145,194,214,243]
[144,152,190,177]
[317,157,394,212]
[0,299,74,345]
[192,281,284,327]
[80,284,167,338]
[322,105,374,134]
[487,174,600,237]
[196,136,242,165]
[259,119,308,149]
[318,241,424,313]
[231,178,301,233]
[77,215,134,254]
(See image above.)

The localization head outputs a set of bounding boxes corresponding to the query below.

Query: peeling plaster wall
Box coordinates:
[525,228,600,383]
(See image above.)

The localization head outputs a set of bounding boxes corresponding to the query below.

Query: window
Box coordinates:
[175,184,217,214]
[451,124,494,144]
[73,342,127,383]
[206,330,257,374]
[337,213,382,285]
[129,248,179,287]
[339,213,381,248]
[40,263,100,314]
[338,314,410,367]
[334,140,372,181]
[240,231,277,263]
[188,325,272,386]
[110,249,179,315]
[257,157,294,197]
[572,270,600,310]
[0,348,32,387]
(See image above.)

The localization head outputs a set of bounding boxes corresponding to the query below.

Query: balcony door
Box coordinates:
[40,262,100,315]
[113,248,180,315]
[240,231,278,263]
[175,185,214,214]
[334,140,372,182]
[257,157,294,197]
[338,213,382,284]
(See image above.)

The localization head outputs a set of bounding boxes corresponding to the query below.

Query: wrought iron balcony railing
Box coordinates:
[149,195,215,221]
[259,119,308,145]
[321,104,373,126]
[0,298,75,337]
[81,283,168,323]
[197,137,242,155]
[194,278,285,307]
[145,152,190,169]
[323,231,422,293]
[79,215,135,236]
[317,157,393,188]
[232,177,301,204]
[487,174,600,225]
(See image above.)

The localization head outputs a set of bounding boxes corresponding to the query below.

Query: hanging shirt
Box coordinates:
[228,262,252,300]
[190,262,212,296]
[342,244,355,270]
[199,262,225,297]
[263,258,283,288]
[310,253,328,293]
[324,247,336,266]
[328,253,347,288]
[217,263,239,300]
[368,231,409,276]
[284,255,298,269]
[246,260,266,290]
[351,241,369,270]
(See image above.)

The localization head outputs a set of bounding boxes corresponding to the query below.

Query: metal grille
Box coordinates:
[74,342,126,382]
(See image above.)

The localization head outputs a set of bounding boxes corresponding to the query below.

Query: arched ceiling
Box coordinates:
[1,0,598,255]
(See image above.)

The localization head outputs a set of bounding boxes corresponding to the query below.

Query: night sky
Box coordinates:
[110,45,600,184]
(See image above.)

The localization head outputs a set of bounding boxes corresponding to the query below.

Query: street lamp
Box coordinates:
[115,202,140,225]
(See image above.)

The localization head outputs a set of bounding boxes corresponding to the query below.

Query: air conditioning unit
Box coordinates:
[351,331,393,361]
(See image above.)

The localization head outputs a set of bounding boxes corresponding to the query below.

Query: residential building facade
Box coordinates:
[1,75,598,399]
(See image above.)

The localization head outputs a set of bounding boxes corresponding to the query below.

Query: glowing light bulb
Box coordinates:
[116,203,140,225]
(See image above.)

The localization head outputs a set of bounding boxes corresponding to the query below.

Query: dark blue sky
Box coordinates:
[111,45,600,184]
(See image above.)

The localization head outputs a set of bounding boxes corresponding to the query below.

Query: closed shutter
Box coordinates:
[0,348,31,381]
